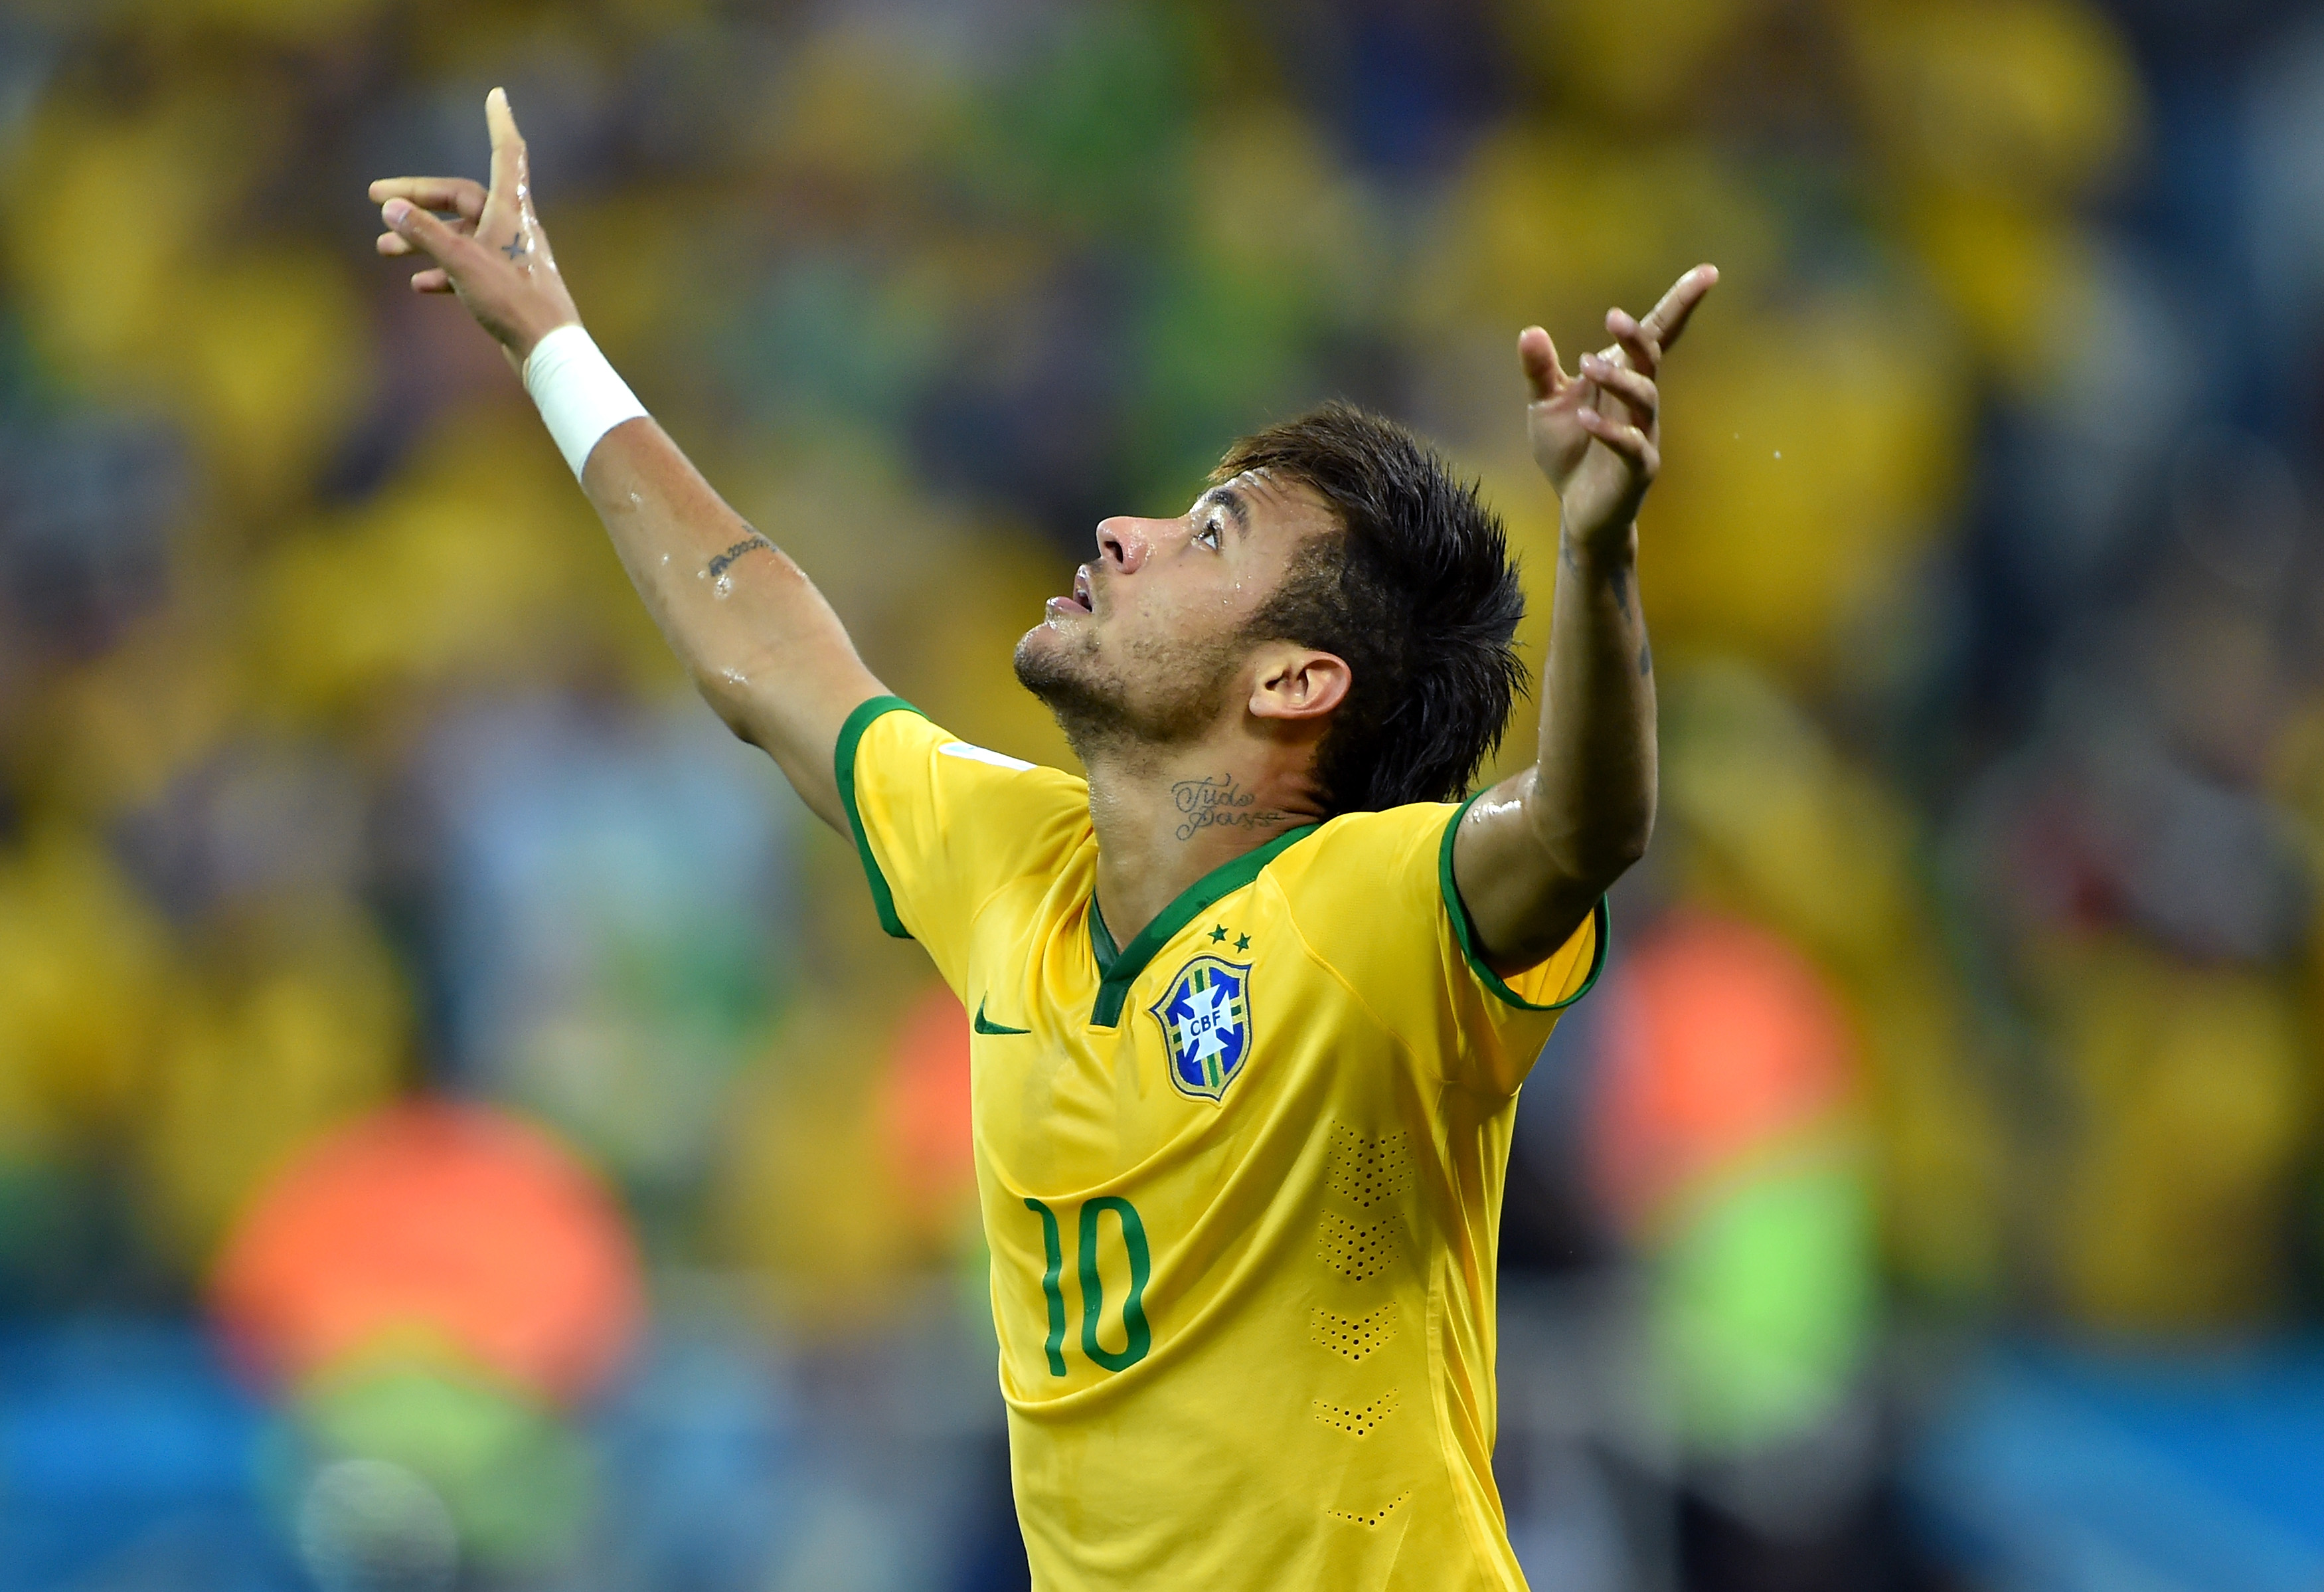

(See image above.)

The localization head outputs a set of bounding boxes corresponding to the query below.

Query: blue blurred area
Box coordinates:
[0,1310,916,1592]
[0,1322,293,1592]
[1916,1342,2324,1592]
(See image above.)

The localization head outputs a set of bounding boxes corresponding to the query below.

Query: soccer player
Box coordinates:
[372,91,1714,1589]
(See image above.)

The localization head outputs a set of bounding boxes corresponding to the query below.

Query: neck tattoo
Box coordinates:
[1171,775,1281,842]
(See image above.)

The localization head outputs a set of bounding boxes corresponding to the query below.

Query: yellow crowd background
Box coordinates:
[1,0,2318,1583]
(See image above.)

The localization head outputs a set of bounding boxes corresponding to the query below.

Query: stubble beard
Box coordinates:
[1013,622,1244,767]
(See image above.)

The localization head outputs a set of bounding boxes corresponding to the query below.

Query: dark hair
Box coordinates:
[1219,400,1528,814]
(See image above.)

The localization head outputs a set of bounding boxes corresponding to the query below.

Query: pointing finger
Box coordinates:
[486,85,522,150]
[1517,326,1568,403]
[485,87,529,202]
[1641,264,1718,352]
[367,177,487,220]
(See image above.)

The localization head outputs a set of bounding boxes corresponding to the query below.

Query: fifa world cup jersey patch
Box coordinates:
[1149,955,1252,1103]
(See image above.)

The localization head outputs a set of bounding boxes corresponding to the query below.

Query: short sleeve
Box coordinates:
[1275,800,1605,1097]
[835,697,1090,993]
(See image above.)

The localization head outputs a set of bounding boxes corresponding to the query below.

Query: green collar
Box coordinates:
[1087,823,1319,1027]
[1090,898,1121,976]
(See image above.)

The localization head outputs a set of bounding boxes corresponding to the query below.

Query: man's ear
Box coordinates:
[1248,647,1350,723]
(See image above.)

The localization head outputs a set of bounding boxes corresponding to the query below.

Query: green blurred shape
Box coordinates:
[295,1361,592,1572]
[1126,254,1311,505]
[1649,1153,1876,1454]
[738,252,951,432]
[968,1,1197,235]
[0,1154,80,1299]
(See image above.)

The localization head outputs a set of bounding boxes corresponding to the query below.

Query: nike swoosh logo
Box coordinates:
[973,1000,1029,1036]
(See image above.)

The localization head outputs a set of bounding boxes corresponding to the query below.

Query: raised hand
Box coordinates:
[369,88,578,365]
[1521,264,1717,548]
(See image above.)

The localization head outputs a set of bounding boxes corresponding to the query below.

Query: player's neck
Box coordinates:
[1083,732,1328,946]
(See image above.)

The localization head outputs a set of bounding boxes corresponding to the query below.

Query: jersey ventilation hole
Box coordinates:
[1313,1389,1401,1439]
[1327,1123,1413,1209]
[1309,1306,1398,1363]
[1317,1211,1398,1282]
[1325,1490,1413,1529]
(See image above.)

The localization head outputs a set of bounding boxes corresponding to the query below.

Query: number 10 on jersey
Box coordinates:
[1024,1197,1151,1375]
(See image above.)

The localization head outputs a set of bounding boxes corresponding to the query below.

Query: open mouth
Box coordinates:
[1048,565,1096,618]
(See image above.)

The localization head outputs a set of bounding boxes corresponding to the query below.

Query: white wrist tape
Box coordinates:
[523,323,649,479]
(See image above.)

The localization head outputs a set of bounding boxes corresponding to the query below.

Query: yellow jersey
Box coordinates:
[838,697,1604,1590]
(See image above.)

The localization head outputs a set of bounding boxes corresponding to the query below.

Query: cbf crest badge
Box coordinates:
[1150,956,1252,1104]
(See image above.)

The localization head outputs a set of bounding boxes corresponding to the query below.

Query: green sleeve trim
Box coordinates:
[1089,822,1320,1028]
[1438,793,1610,1012]
[834,693,924,940]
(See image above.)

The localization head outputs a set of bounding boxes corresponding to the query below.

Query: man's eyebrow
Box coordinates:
[1197,485,1252,536]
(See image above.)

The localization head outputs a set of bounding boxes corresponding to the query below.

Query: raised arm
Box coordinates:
[369,90,882,832]
[1452,265,1718,970]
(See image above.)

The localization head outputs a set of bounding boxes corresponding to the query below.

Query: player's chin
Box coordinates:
[1013,623,1096,693]
[1018,608,1094,656]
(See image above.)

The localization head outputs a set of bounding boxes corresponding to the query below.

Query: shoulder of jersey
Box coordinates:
[934,737,1088,792]
[1240,806,1446,957]
[1271,801,1448,877]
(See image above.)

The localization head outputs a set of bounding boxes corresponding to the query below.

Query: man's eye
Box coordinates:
[1197,521,1221,549]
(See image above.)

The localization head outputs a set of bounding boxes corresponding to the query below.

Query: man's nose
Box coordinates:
[1096,516,1155,575]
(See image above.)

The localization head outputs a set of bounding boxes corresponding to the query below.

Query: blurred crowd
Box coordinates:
[4,0,2324,1588]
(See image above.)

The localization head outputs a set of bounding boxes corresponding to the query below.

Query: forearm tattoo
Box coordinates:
[705,533,776,581]
[1562,541,1637,621]
[1171,775,1282,842]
